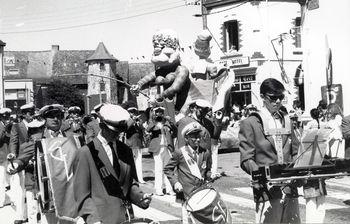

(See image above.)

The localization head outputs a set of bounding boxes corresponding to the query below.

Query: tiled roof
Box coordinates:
[52,50,93,75]
[86,42,117,62]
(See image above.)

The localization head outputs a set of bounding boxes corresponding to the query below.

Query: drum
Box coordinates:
[186,186,232,224]
[121,218,157,224]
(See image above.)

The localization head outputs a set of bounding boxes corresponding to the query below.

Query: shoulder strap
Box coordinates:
[86,141,126,199]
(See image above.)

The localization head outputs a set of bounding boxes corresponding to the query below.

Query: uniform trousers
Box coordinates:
[0,161,9,207]
[132,147,145,183]
[26,190,39,224]
[256,194,300,223]
[211,140,219,175]
[305,195,326,223]
[10,170,27,220]
[153,147,173,195]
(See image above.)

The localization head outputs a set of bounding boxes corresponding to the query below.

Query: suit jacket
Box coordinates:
[164,145,212,198]
[74,138,146,224]
[9,121,28,157]
[0,121,11,163]
[147,120,176,153]
[125,119,143,149]
[85,119,100,143]
[238,113,298,175]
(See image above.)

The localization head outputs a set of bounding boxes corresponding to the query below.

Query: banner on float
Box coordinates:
[42,136,79,221]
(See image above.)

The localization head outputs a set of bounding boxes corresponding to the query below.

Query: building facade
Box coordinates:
[203,0,303,110]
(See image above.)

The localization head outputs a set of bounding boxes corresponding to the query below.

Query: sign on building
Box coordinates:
[4,56,15,67]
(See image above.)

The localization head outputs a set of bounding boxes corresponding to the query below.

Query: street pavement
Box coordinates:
[1,151,350,223]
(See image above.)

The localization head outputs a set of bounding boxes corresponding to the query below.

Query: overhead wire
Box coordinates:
[1,0,185,29]
[0,4,186,34]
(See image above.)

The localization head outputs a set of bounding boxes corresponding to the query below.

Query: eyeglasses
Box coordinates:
[46,112,64,119]
[264,93,284,102]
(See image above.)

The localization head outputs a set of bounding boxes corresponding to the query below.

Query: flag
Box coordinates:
[41,136,80,221]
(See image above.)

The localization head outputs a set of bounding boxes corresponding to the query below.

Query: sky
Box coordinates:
[0,0,203,61]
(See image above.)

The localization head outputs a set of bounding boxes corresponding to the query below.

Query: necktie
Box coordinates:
[193,151,198,163]
[109,142,120,176]
[52,131,60,137]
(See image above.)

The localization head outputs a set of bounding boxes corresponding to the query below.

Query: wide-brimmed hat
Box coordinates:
[99,104,130,132]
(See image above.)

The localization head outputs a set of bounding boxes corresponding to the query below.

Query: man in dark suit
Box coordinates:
[8,104,77,224]
[0,108,12,209]
[8,102,35,224]
[239,78,300,223]
[74,104,152,224]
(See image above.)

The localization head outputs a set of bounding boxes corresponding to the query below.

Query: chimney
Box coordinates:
[51,45,59,53]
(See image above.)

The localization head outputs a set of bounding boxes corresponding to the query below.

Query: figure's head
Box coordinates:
[151,29,180,68]
[39,104,65,132]
[260,78,285,114]
[152,106,165,122]
[182,122,202,150]
[20,103,35,123]
[67,106,81,118]
[98,104,130,142]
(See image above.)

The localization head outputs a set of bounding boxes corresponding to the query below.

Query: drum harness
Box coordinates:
[86,141,134,221]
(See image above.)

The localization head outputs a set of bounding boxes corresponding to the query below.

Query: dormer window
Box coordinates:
[223,20,240,52]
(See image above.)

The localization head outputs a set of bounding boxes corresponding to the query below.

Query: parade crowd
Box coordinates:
[0,78,348,224]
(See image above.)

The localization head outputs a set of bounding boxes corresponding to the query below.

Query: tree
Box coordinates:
[46,80,84,111]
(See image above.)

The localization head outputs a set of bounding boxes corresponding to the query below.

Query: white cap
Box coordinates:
[39,104,64,117]
[27,119,45,128]
[181,121,202,137]
[0,108,12,115]
[20,102,35,111]
[68,106,81,113]
[190,99,212,109]
[99,104,130,132]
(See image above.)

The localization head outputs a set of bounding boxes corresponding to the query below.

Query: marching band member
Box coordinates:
[8,118,45,224]
[64,106,84,138]
[85,103,103,143]
[147,106,176,196]
[74,104,152,224]
[8,102,36,224]
[0,108,12,209]
[7,104,75,224]
[164,122,230,224]
[177,99,222,177]
[239,78,300,223]
[123,102,146,184]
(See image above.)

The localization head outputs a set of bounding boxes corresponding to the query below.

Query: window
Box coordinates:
[100,63,105,71]
[223,20,240,52]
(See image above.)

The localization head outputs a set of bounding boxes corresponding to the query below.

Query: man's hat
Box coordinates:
[68,106,81,114]
[93,103,104,113]
[190,99,212,109]
[0,108,12,115]
[153,106,165,112]
[181,122,202,137]
[39,104,64,118]
[99,104,130,132]
[193,29,212,58]
[27,119,45,129]
[20,102,35,112]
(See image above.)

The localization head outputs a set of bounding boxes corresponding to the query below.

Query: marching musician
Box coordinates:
[239,78,300,223]
[7,104,77,224]
[164,122,230,224]
[0,108,12,209]
[123,102,146,184]
[147,105,176,196]
[8,102,36,224]
[74,104,152,224]
[64,106,84,138]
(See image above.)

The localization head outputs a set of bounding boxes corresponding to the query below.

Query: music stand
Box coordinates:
[293,126,333,167]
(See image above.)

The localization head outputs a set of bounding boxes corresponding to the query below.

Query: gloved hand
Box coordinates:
[7,162,19,175]
[130,84,141,96]
[174,182,183,193]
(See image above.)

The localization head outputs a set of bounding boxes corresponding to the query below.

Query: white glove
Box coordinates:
[174,182,183,193]
[7,162,19,175]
